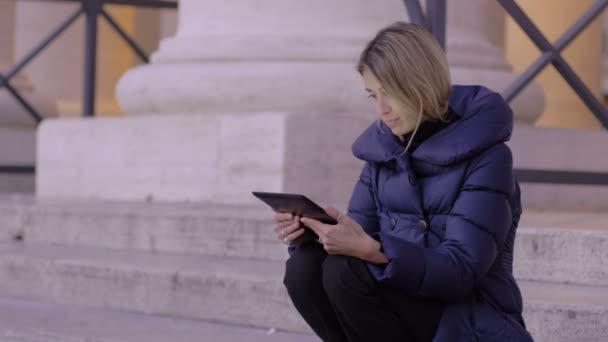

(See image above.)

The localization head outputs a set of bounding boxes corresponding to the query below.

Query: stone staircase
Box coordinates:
[0,127,35,194]
[0,194,607,341]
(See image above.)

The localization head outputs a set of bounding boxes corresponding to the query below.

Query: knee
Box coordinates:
[322,255,373,299]
[283,244,325,297]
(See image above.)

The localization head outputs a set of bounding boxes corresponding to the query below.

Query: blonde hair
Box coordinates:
[357,22,451,152]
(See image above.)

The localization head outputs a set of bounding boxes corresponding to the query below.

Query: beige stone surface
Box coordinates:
[0,195,607,341]
[37,117,608,210]
[0,238,605,341]
[1,194,607,287]
[36,112,370,205]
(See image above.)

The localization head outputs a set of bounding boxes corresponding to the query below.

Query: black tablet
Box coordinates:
[252,191,338,225]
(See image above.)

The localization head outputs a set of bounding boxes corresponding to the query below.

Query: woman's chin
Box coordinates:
[390,126,411,136]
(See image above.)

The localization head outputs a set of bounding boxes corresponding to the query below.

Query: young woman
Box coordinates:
[273,22,533,342]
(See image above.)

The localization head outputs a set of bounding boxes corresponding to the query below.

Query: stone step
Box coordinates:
[519,281,608,342]
[0,241,308,333]
[514,211,608,287]
[0,174,34,194]
[0,195,288,261]
[0,127,36,194]
[0,241,606,342]
[0,296,318,342]
[1,195,607,286]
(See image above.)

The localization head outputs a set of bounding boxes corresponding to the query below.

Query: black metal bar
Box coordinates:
[500,0,608,103]
[402,0,427,27]
[426,0,447,50]
[99,0,177,8]
[553,55,608,128]
[498,0,608,129]
[502,52,553,103]
[0,6,83,89]
[515,169,608,186]
[0,74,44,123]
[100,8,149,63]
[83,0,101,116]
[0,165,36,174]
[19,0,178,9]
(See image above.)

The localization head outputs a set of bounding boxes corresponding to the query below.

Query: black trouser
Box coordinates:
[283,243,444,342]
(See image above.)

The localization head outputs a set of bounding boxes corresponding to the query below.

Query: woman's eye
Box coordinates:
[368,94,377,100]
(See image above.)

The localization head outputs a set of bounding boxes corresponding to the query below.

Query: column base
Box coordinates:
[451,66,545,124]
[37,112,372,207]
[116,62,373,116]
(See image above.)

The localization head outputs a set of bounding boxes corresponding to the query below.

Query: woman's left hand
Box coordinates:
[300,206,376,258]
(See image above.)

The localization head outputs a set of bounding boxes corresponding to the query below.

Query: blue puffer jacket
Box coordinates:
[348,85,533,341]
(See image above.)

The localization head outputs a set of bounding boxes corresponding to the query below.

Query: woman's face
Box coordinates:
[362,69,419,136]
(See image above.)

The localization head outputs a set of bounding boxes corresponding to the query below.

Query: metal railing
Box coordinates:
[0,0,177,175]
[2,0,608,186]
[404,0,608,186]
[0,0,177,124]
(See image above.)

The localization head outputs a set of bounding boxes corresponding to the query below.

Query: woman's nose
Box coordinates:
[377,96,391,115]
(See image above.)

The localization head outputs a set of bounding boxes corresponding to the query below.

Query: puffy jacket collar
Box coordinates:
[352,85,513,166]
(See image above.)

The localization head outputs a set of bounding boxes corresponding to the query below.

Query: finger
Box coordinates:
[285,228,305,241]
[282,218,302,235]
[274,222,282,233]
[300,217,327,236]
[324,206,350,224]
[323,243,336,254]
[273,212,293,223]
[274,215,299,233]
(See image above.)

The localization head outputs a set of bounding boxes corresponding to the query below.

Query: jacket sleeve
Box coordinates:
[347,162,380,236]
[368,144,514,300]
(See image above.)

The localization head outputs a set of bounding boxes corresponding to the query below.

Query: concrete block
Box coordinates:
[515,211,608,286]
[37,112,370,206]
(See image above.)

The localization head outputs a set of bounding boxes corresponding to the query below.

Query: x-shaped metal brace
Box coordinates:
[498,0,608,128]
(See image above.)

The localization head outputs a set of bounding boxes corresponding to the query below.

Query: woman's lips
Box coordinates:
[384,118,400,127]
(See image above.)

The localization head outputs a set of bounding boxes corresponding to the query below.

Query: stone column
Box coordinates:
[117,0,543,122]
[117,0,387,117]
[447,0,544,124]
[39,0,545,205]
[506,0,602,128]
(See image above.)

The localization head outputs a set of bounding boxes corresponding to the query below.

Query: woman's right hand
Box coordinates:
[273,212,306,245]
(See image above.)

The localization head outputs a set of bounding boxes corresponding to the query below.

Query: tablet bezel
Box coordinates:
[252,191,338,225]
